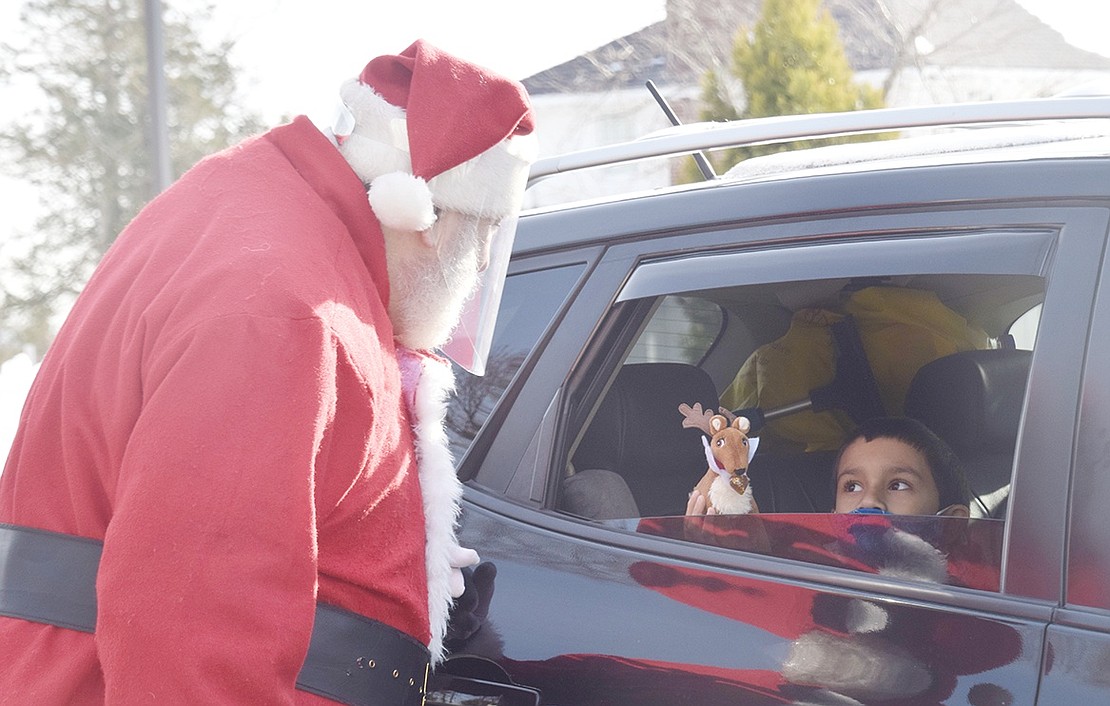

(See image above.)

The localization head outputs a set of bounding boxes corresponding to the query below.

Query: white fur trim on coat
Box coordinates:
[406,353,467,665]
[426,133,535,219]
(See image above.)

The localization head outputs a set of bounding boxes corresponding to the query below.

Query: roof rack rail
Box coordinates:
[527,95,1110,186]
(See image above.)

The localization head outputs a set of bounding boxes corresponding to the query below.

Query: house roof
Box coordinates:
[523,0,1110,96]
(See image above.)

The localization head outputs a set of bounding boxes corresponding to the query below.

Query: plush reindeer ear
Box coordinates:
[709,414,729,434]
[732,416,751,434]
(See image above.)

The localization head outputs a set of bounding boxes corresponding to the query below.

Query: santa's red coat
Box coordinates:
[0,117,431,704]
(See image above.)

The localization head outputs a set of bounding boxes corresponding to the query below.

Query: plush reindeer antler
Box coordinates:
[678,402,737,435]
[678,402,714,435]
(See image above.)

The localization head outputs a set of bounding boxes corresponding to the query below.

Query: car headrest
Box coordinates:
[573,363,719,516]
[904,349,1031,454]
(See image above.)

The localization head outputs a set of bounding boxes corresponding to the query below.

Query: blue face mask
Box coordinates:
[849,506,963,517]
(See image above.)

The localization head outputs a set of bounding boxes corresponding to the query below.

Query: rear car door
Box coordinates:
[449,160,1109,705]
[1038,209,1110,703]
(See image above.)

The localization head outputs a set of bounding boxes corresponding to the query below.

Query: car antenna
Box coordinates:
[645,79,717,181]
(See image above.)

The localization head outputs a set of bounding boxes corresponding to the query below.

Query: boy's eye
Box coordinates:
[842,480,862,493]
[889,479,912,491]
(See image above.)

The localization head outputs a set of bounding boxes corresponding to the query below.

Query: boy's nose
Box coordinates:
[859,491,887,512]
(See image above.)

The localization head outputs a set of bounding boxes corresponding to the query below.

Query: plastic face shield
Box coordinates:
[439,213,519,376]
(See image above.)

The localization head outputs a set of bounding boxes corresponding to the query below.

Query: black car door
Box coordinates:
[451,170,1106,705]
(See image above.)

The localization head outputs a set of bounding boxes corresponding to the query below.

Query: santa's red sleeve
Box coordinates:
[95,313,334,703]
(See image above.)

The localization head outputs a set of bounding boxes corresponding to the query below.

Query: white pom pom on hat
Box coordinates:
[336,39,536,230]
[367,172,437,232]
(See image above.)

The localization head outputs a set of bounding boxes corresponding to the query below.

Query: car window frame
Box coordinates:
[1062,216,1110,614]
[461,246,604,487]
[470,202,1106,610]
[564,227,1049,570]
[447,257,592,468]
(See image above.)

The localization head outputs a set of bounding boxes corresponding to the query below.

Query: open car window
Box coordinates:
[558,246,1045,593]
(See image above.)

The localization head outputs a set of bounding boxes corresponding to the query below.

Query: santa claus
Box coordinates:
[0,39,535,705]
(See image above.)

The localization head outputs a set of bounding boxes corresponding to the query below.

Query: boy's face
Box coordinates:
[834,436,941,516]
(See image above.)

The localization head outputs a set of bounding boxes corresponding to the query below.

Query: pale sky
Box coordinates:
[0,0,1107,232]
[196,0,669,125]
[1017,0,1110,59]
[207,0,1110,126]
[1,0,1106,137]
[206,0,1109,125]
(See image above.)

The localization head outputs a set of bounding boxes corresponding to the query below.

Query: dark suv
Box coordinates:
[434,97,1110,705]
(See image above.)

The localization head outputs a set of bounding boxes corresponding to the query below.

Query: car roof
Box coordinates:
[523,96,1110,213]
[721,121,1110,184]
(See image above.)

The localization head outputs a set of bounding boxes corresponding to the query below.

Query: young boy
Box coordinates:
[834,416,972,517]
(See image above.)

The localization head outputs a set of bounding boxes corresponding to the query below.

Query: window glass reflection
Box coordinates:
[617,513,1003,591]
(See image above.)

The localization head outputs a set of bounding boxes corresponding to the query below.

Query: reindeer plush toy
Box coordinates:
[679,403,761,514]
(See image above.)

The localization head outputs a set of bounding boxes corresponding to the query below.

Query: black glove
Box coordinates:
[445,561,497,649]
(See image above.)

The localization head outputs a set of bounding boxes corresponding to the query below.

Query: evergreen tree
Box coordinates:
[687,0,885,180]
[0,0,263,359]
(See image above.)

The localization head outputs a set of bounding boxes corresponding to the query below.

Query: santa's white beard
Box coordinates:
[385,220,483,352]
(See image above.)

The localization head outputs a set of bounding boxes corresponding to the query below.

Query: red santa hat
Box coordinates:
[335,39,536,232]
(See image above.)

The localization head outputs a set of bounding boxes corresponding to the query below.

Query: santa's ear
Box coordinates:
[419,227,437,249]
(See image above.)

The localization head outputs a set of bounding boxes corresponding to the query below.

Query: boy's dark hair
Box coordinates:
[834,416,972,511]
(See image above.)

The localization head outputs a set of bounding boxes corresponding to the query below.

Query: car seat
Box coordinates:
[746,449,838,513]
[565,363,720,518]
[904,348,1032,518]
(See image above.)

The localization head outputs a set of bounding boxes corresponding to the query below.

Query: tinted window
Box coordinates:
[627,296,724,365]
[446,263,584,460]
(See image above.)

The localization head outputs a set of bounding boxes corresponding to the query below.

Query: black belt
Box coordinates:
[0,522,428,706]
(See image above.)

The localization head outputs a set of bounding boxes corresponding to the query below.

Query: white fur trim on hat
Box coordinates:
[367,172,437,231]
[336,79,410,182]
[428,132,536,219]
[336,78,536,222]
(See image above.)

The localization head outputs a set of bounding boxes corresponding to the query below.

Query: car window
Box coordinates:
[626,295,724,365]
[559,258,1044,592]
[615,513,1004,592]
[1008,304,1040,350]
[446,263,585,461]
